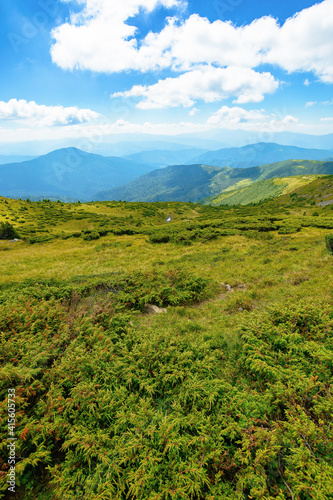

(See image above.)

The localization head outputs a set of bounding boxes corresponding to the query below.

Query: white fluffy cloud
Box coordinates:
[266,0,333,83]
[52,0,333,83]
[0,99,100,126]
[207,106,298,131]
[143,14,279,71]
[51,0,182,72]
[152,1,333,82]
[112,66,278,108]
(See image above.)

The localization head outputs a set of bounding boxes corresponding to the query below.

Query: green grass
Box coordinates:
[0,183,333,499]
[207,175,325,206]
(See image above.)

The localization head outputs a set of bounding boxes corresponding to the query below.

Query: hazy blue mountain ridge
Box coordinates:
[122,148,209,168]
[187,142,333,169]
[0,147,155,200]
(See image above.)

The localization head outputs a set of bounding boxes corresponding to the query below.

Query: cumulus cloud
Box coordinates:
[0,99,100,126]
[207,105,298,131]
[265,0,333,83]
[154,1,333,81]
[112,66,279,108]
[51,0,183,72]
[144,14,279,71]
[52,0,333,84]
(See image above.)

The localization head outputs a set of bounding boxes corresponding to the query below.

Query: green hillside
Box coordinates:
[1,180,333,499]
[95,159,333,203]
[205,175,325,206]
[95,164,222,202]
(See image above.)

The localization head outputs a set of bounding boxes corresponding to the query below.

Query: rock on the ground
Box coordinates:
[144,304,167,314]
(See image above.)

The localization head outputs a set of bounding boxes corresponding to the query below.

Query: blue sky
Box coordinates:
[0,0,333,150]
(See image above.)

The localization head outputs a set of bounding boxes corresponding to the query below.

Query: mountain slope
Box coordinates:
[205,159,333,200]
[95,164,222,202]
[122,148,209,168]
[204,175,326,206]
[0,155,37,165]
[95,159,333,203]
[188,142,333,169]
[0,148,154,200]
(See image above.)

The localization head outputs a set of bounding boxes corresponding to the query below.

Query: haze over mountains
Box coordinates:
[187,143,333,169]
[123,149,209,168]
[0,148,155,200]
[0,140,332,202]
[0,155,37,165]
[3,130,333,157]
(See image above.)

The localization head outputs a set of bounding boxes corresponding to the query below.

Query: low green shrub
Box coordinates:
[82,231,100,241]
[0,221,19,239]
[244,230,274,240]
[278,225,301,234]
[326,234,333,253]
[112,268,210,310]
[28,235,54,244]
[1,291,332,499]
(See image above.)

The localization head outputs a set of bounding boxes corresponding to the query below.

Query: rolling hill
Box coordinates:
[95,164,223,202]
[95,159,333,203]
[187,142,333,169]
[0,147,155,200]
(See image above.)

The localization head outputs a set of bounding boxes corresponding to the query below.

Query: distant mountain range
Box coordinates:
[95,159,333,203]
[121,143,333,169]
[0,142,333,202]
[0,148,155,200]
[2,130,333,156]
[122,148,209,168]
[0,155,37,165]
[186,143,333,169]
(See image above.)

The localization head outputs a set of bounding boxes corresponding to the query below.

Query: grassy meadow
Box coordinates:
[0,177,333,499]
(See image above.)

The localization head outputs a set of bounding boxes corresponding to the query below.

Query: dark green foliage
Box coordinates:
[149,226,224,244]
[244,230,273,240]
[326,234,333,253]
[28,235,54,244]
[0,221,19,239]
[81,231,100,241]
[1,284,332,499]
[278,225,301,234]
[148,217,278,245]
[113,268,209,310]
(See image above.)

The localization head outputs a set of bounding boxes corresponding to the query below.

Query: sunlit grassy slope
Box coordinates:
[206,174,326,206]
[0,176,333,499]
